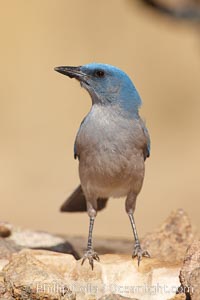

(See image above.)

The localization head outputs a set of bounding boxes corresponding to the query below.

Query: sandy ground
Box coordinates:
[0,0,200,238]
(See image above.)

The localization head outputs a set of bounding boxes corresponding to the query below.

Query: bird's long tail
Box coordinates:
[60,185,108,212]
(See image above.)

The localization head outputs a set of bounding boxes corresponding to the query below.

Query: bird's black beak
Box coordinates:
[54,66,86,81]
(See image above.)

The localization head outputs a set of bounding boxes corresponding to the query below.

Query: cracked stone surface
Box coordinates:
[0,209,198,300]
[0,249,181,300]
[1,250,75,300]
[180,240,200,299]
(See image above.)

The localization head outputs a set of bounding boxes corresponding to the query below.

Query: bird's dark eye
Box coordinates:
[95,70,105,78]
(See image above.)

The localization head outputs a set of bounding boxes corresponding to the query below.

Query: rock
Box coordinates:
[179,240,200,299]
[0,222,12,238]
[141,209,196,263]
[0,272,7,296]
[0,238,22,271]
[0,209,198,299]
[168,295,186,300]
[98,294,138,299]
[65,254,181,300]
[0,296,14,300]
[0,239,21,260]
[189,267,200,300]
[0,249,182,300]
[8,226,80,259]
[2,251,75,300]
[9,228,66,248]
[24,249,77,275]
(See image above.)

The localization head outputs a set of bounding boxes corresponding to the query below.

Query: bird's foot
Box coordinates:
[81,249,100,270]
[132,243,150,266]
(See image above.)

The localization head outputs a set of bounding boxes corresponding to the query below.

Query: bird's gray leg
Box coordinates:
[126,192,150,266]
[81,199,99,270]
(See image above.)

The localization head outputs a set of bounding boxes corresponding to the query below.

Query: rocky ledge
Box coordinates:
[0,209,199,300]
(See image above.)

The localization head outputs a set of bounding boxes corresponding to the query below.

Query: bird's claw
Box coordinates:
[132,244,150,266]
[81,249,100,270]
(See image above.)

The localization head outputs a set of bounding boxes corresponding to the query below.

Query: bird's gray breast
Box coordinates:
[75,105,145,197]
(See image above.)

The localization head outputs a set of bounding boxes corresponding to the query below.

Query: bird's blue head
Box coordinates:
[55,63,142,115]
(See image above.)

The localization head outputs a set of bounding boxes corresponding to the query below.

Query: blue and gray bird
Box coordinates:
[54,63,151,269]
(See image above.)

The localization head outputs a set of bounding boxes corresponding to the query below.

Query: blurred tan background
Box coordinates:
[0,0,200,239]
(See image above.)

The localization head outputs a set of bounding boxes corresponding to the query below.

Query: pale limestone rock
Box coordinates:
[23,248,77,275]
[98,294,138,299]
[0,297,14,300]
[0,259,9,273]
[0,239,22,271]
[0,209,197,300]
[141,209,196,263]
[0,239,21,260]
[0,249,182,300]
[65,254,181,300]
[8,225,79,258]
[180,240,200,299]
[9,228,65,248]
[168,295,186,300]
[2,251,75,300]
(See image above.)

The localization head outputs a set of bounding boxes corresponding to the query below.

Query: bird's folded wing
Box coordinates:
[139,118,151,160]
